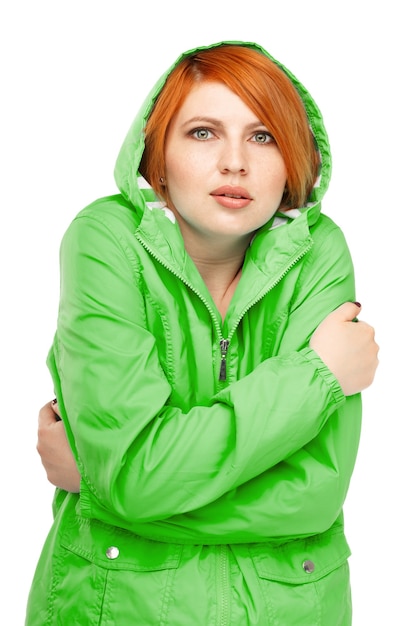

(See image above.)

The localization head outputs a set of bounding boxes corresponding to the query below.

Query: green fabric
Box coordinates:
[26,41,358,625]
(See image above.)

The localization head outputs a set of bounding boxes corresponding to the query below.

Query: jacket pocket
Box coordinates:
[50,514,183,626]
[61,514,182,572]
[249,528,352,626]
[250,527,350,584]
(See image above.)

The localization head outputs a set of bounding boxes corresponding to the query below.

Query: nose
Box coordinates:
[218,140,248,175]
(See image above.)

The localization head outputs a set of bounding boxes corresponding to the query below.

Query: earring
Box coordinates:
[159,176,165,184]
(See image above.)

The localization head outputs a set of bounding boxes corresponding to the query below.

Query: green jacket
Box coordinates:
[26,42,360,626]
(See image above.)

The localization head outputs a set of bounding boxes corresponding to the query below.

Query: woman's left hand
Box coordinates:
[37,401,81,493]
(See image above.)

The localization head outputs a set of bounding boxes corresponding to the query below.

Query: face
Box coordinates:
[164,81,287,253]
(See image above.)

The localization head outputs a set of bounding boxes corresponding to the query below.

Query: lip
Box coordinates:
[210,185,253,210]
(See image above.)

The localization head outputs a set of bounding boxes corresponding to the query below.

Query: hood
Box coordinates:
[114,41,331,224]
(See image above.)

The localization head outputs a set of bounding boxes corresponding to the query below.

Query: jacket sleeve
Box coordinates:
[50,210,347,528]
[134,217,361,543]
[134,394,361,544]
[80,216,361,543]
[138,217,361,542]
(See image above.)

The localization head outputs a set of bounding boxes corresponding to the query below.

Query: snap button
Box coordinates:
[106,546,120,560]
[302,559,315,573]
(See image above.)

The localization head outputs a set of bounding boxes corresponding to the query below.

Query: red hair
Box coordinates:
[140,45,320,210]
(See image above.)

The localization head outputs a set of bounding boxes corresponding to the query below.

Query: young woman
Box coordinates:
[27,41,379,625]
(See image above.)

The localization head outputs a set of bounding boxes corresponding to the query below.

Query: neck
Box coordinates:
[176,220,251,318]
[190,246,247,320]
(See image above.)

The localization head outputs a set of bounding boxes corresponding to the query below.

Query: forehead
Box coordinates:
[174,81,259,123]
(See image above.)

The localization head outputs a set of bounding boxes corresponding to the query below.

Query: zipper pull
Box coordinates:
[219,339,230,381]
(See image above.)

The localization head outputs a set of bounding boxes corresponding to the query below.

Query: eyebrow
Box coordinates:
[180,116,266,130]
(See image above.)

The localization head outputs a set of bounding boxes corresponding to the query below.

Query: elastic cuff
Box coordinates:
[78,477,93,518]
[299,346,346,406]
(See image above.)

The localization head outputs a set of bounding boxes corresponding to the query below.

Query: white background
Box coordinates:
[1,1,415,624]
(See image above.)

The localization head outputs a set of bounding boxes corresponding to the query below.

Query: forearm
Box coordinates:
[158,394,362,543]
[53,209,360,528]
[67,394,360,543]
[51,343,345,524]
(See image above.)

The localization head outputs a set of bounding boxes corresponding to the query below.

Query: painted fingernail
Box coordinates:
[353,302,361,307]
[51,398,57,405]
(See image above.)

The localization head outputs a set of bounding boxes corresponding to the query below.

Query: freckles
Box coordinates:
[172,163,192,187]
[185,151,206,169]
[177,156,206,185]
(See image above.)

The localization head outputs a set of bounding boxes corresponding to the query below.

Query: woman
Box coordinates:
[27,41,379,625]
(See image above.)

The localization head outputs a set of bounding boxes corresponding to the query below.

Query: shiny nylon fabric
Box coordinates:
[26,42,359,625]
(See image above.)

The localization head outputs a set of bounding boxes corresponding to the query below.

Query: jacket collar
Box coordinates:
[135,197,315,308]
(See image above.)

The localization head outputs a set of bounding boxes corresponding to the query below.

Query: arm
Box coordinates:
[37,400,80,494]
[135,394,362,544]
[44,208,376,532]
[140,220,375,542]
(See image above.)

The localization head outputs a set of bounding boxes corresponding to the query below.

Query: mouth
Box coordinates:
[210,186,252,201]
[210,186,252,210]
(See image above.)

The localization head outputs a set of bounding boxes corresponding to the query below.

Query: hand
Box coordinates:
[310,302,379,396]
[37,401,81,493]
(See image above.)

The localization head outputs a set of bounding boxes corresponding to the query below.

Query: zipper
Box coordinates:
[136,230,224,335]
[217,241,313,381]
[137,232,312,384]
[219,339,230,381]
[217,545,230,626]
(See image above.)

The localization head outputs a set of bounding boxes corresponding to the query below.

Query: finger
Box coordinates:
[51,398,62,420]
[38,401,59,426]
[331,301,362,322]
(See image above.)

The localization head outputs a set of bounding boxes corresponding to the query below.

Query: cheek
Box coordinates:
[273,155,287,180]
[262,169,286,196]
[167,153,205,192]
[259,152,286,180]
[270,162,287,195]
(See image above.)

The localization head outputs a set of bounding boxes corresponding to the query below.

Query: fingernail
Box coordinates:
[353,302,361,307]
[51,398,57,405]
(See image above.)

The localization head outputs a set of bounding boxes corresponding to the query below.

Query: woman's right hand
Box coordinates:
[310,302,379,396]
[37,401,81,493]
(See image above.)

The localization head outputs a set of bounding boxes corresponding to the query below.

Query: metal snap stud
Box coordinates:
[302,559,315,573]
[106,546,120,560]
